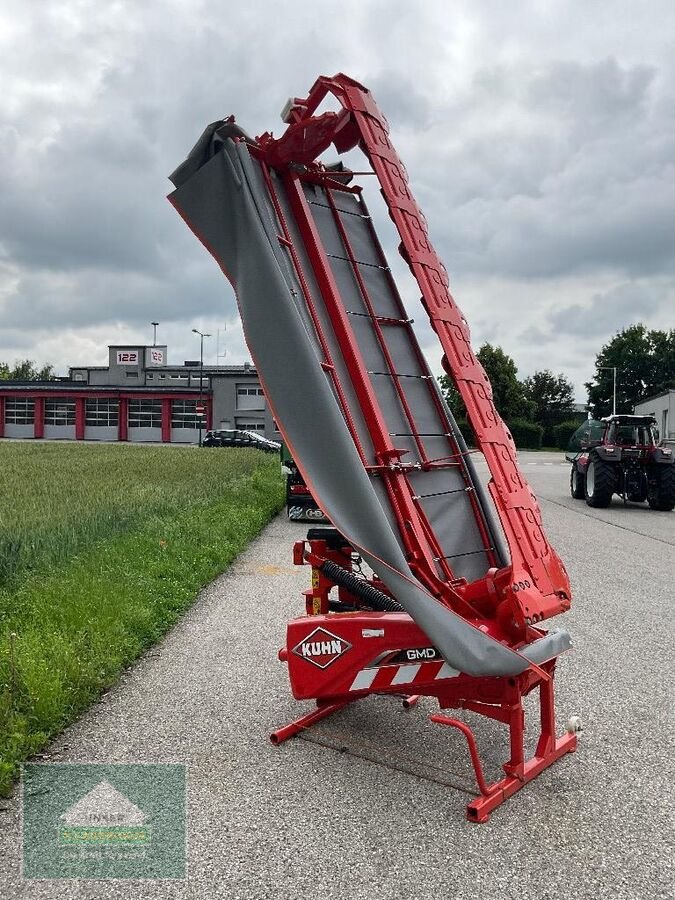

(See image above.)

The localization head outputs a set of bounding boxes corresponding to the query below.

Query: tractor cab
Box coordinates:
[567,415,657,457]
[602,415,657,449]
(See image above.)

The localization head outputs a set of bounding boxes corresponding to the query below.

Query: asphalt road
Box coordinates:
[1,451,673,899]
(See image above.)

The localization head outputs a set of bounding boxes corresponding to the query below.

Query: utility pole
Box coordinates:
[192,328,211,446]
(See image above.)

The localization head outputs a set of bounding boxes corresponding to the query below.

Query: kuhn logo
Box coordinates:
[292,627,351,669]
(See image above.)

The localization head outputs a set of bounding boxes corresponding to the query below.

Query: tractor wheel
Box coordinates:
[648,465,675,511]
[570,465,585,499]
[584,457,615,508]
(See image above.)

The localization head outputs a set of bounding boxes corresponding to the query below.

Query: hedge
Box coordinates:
[507,418,543,449]
[553,420,583,450]
[455,418,543,450]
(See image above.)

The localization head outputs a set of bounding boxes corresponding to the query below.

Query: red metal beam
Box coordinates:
[262,74,571,629]
[281,168,459,603]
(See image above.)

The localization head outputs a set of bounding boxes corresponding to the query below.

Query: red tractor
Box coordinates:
[568,414,675,509]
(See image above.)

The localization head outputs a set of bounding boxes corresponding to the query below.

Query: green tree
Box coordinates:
[475,343,532,421]
[437,373,465,419]
[438,343,532,422]
[0,359,57,381]
[586,324,675,417]
[522,370,576,444]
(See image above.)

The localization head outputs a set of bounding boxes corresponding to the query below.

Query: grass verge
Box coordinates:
[0,445,283,795]
[0,441,279,588]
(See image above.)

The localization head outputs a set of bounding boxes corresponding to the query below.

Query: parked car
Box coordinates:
[202,428,281,453]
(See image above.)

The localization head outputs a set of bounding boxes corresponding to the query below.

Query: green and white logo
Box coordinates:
[58,779,151,848]
[22,763,185,880]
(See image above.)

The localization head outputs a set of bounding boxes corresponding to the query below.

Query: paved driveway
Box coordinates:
[1,452,673,899]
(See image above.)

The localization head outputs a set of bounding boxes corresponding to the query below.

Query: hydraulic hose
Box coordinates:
[319,560,404,612]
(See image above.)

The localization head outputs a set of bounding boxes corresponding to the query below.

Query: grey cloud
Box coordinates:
[0,2,356,345]
[547,282,666,337]
[0,258,230,330]
[363,72,434,130]
[1,1,674,403]
[0,327,35,352]
[525,58,655,127]
[401,57,675,280]
[518,325,554,346]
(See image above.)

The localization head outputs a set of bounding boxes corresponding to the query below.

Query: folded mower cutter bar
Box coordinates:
[261,74,571,627]
[168,73,577,821]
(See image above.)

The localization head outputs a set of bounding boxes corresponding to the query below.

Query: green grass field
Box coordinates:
[0,442,284,794]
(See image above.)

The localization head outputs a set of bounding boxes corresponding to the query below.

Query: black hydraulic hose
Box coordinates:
[319,560,404,612]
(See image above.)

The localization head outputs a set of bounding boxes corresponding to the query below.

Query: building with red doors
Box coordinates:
[0,344,275,444]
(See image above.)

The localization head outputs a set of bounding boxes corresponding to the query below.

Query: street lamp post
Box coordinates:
[192,328,211,446]
[599,366,618,416]
[151,321,159,346]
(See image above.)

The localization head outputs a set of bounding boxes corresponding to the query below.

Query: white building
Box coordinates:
[633,389,675,441]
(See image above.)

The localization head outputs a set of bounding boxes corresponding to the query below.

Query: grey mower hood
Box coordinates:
[169,129,570,676]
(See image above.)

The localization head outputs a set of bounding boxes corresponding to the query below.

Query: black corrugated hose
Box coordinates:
[320,560,404,612]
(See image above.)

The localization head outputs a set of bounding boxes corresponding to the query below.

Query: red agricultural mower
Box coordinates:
[169,73,579,822]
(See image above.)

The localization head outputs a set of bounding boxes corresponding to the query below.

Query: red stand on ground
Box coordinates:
[271,661,577,823]
[430,672,577,822]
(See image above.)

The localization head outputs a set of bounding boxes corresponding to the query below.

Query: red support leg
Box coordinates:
[534,672,557,758]
[270,699,355,745]
[429,714,493,797]
[271,692,422,743]
[503,701,526,776]
[431,677,577,823]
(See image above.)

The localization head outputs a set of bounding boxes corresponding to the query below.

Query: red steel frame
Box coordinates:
[170,74,579,821]
[272,641,576,824]
[256,74,572,636]
[251,158,497,617]
[271,531,576,822]
[259,76,576,821]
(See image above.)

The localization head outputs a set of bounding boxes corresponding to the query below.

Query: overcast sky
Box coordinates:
[1,0,674,400]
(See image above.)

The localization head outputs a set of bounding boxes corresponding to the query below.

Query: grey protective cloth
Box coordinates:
[169,137,570,676]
